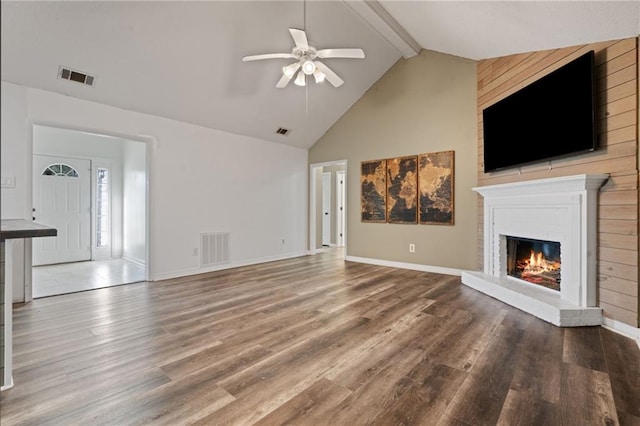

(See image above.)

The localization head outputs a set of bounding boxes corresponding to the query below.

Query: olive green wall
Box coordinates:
[309,50,478,270]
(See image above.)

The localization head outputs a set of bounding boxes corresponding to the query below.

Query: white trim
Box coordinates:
[322,172,332,247]
[0,377,14,391]
[3,241,14,391]
[309,164,317,255]
[345,255,461,277]
[461,271,602,327]
[151,251,308,281]
[139,133,155,284]
[335,170,346,248]
[309,160,347,256]
[472,173,610,198]
[602,317,640,348]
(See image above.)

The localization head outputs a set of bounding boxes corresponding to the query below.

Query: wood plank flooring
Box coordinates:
[1,250,639,425]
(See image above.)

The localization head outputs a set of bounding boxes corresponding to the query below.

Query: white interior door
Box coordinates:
[336,171,345,247]
[322,172,331,246]
[33,155,91,266]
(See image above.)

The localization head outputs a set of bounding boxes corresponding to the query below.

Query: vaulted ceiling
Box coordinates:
[2,1,639,149]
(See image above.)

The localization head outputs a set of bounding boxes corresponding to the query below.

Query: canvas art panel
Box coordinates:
[361,159,387,222]
[386,156,418,224]
[418,150,454,225]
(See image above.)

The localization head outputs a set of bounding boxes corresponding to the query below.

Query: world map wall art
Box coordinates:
[361,150,454,225]
[360,159,387,223]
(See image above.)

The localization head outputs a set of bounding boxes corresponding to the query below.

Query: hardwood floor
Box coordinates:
[1,250,639,425]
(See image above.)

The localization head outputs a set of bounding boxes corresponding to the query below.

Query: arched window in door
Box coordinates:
[42,163,79,177]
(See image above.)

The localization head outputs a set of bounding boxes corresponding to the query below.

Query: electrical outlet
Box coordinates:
[192,248,198,256]
[281,238,285,245]
[409,243,415,253]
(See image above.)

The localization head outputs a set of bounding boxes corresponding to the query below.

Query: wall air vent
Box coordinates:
[275,127,290,136]
[58,66,95,87]
[201,232,230,267]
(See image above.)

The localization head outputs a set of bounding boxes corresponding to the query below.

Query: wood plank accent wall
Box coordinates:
[476,37,639,327]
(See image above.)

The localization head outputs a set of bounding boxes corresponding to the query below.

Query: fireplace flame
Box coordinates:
[524,250,560,274]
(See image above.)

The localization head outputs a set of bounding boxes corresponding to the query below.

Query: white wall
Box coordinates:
[122,141,146,265]
[1,83,29,219]
[0,81,308,280]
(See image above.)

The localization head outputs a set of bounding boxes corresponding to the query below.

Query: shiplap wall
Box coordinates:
[476,37,639,327]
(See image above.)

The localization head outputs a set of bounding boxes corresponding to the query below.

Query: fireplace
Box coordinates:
[506,236,561,291]
[461,174,609,326]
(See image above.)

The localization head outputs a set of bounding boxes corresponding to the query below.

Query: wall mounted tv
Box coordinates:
[482,50,596,173]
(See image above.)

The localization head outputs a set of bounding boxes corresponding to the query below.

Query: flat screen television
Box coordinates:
[482,50,597,173]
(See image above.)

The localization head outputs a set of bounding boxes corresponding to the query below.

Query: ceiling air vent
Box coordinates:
[275,127,290,136]
[58,66,95,87]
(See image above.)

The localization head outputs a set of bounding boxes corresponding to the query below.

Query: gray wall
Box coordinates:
[309,50,478,270]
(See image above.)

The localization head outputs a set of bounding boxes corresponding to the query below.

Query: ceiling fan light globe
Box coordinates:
[294,71,306,87]
[313,69,325,83]
[283,63,298,78]
[302,60,316,75]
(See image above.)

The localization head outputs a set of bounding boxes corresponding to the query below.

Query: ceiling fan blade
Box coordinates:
[276,73,293,89]
[243,53,293,62]
[277,62,301,88]
[289,28,309,50]
[314,61,344,87]
[316,48,365,59]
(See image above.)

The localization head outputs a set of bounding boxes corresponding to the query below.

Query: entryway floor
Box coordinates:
[33,258,146,298]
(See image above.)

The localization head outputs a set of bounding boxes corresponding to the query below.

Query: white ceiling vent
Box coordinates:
[58,66,95,87]
[275,127,290,136]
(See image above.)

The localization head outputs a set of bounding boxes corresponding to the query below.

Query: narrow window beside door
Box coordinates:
[96,168,110,248]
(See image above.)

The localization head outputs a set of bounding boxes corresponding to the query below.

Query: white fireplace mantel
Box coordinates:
[461,174,609,326]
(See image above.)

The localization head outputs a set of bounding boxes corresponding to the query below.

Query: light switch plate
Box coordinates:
[1,176,16,188]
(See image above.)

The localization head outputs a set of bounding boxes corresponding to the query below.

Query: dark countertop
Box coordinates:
[1,219,57,241]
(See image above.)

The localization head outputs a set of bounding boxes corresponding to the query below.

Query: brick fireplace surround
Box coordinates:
[461,174,609,326]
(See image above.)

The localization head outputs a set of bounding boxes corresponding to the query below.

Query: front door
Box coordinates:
[32,155,91,266]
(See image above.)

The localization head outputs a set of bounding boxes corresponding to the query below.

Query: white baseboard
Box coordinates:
[345,256,462,276]
[1,377,14,392]
[602,317,640,349]
[151,251,307,281]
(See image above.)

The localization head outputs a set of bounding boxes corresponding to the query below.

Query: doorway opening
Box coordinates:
[309,160,346,257]
[31,125,149,298]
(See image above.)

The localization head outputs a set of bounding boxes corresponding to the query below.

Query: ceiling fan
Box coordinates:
[242,28,365,88]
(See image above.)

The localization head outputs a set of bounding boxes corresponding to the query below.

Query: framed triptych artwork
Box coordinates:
[361,150,454,226]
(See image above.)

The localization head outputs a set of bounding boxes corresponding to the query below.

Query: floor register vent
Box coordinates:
[201,232,229,267]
